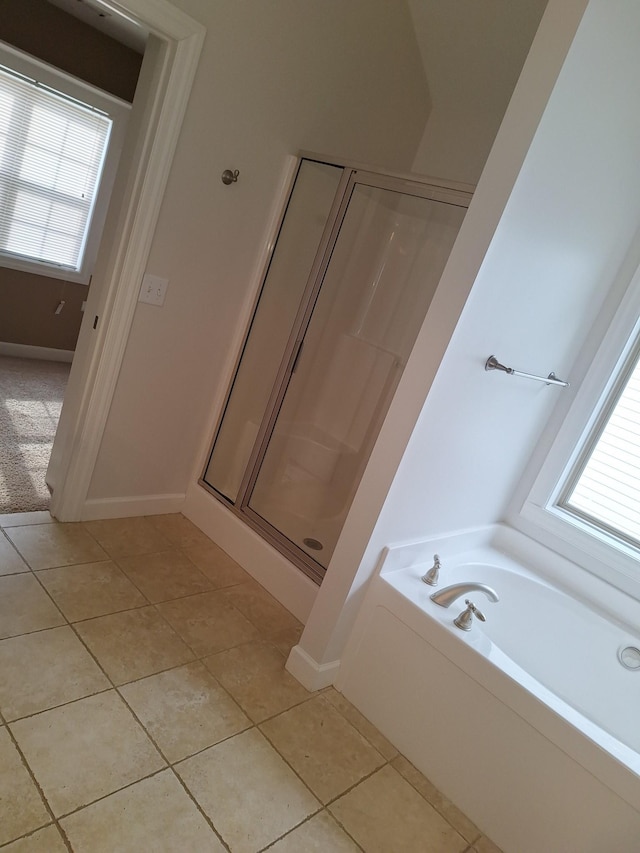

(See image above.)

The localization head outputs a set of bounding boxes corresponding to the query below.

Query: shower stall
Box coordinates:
[201,157,470,583]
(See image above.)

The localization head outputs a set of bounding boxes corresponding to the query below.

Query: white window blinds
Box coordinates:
[563,352,640,546]
[0,64,112,274]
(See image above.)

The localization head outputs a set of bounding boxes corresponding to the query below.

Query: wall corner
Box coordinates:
[285,644,341,692]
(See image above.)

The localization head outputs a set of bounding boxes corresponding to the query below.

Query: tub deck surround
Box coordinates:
[380,540,640,765]
[336,524,640,852]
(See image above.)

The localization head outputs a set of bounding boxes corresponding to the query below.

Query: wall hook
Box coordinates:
[221,169,239,185]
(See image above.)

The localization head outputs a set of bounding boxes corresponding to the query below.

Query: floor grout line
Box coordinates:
[2,719,65,848]
[256,804,366,853]
[4,684,114,725]
[389,755,482,846]
[168,765,233,853]
[52,766,168,823]
[3,622,476,852]
[1,514,494,852]
[2,536,316,848]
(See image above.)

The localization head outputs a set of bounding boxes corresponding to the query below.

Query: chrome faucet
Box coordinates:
[429,582,499,608]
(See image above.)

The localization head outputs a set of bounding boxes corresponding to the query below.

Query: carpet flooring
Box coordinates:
[0,355,70,513]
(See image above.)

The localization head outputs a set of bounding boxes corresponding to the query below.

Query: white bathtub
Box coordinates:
[398,556,640,763]
[337,525,640,852]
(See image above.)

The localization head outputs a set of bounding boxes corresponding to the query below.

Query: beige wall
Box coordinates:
[0,0,142,353]
[0,0,142,101]
[409,0,548,184]
[0,270,86,352]
[87,0,431,501]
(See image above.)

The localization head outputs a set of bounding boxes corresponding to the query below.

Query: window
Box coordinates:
[559,346,640,548]
[518,269,640,601]
[0,43,129,284]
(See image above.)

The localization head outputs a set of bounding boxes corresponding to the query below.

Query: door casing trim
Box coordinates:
[48,0,205,520]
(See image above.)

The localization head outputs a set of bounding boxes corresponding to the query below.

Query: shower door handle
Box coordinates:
[290,339,305,374]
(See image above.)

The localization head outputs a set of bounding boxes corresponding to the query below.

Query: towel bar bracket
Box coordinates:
[485,355,569,388]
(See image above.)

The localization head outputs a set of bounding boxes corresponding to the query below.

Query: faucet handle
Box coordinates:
[421,554,441,586]
[454,599,486,631]
[465,600,486,621]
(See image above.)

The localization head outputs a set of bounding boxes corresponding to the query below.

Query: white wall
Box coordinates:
[381,0,640,544]
[295,0,592,672]
[409,0,548,184]
[86,0,430,502]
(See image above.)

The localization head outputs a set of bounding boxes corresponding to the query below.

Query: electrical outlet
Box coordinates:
[139,274,169,306]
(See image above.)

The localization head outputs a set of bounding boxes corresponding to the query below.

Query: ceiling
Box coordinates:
[46,0,148,54]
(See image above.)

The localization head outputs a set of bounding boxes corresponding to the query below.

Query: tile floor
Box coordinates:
[0,512,502,852]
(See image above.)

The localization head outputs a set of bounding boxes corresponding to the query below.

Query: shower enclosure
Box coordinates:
[201,157,470,583]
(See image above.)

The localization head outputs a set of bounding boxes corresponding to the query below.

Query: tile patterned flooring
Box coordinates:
[0,512,502,852]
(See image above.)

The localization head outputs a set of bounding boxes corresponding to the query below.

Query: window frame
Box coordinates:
[518,264,640,602]
[0,41,130,285]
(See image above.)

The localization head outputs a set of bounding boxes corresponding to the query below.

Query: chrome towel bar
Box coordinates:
[485,355,569,388]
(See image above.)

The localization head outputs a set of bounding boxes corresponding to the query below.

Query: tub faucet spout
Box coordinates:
[430,582,499,608]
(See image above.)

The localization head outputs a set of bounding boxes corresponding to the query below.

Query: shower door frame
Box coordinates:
[200,156,472,584]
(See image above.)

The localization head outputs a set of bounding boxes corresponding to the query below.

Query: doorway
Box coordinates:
[0,9,142,514]
[201,158,470,582]
[41,1,204,522]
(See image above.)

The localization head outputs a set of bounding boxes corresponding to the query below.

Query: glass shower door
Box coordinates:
[202,160,344,500]
[243,175,467,574]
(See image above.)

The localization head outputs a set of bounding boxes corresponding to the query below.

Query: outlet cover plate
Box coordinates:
[139,274,169,306]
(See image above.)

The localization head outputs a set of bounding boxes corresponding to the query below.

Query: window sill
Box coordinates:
[0,253,91,285]
[517,499,640,605]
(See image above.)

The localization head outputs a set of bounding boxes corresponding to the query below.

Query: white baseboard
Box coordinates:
[80,493,185,521]
[0,342,74,363]
[286,643,341,691]
[183,482,318,624]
